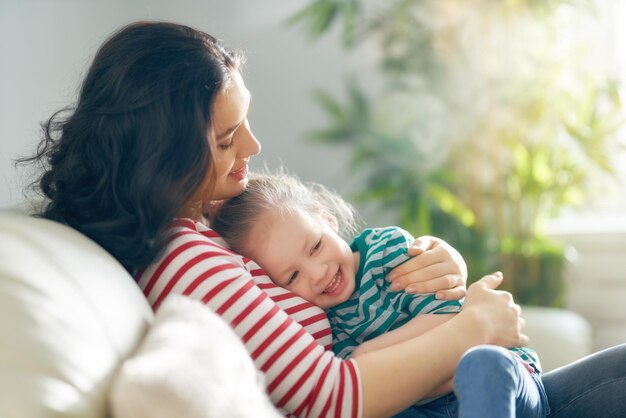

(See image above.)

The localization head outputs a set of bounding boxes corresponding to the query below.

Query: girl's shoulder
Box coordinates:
[350,226,414,253]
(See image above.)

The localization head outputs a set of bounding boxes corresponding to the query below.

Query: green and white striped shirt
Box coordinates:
[327,226,541,373]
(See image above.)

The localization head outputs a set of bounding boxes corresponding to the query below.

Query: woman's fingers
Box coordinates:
[390,237,456,277]
[394,264,458,292]
[404,236,435,256]
[389,248,438,280]
[517,330,530,347]
[402,274,463,294]
[473,271,504,290]
[388,240,467,297]
[517,306,529,346]
[435,284,467,301]
[464,272,529,347]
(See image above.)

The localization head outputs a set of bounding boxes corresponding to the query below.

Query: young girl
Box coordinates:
[211,171,548,417]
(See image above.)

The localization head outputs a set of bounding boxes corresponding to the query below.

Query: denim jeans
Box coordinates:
[542,343,626,418]
[394,343,626,418]
[394,345,548,418]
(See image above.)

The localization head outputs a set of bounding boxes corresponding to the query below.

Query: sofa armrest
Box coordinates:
[0,211,153,418]
[522,305,593,372]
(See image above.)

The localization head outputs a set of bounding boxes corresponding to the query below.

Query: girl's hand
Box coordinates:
[461,272,529,348]
[387,236,467,300]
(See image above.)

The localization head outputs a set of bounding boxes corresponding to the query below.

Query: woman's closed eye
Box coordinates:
[218,136,235,150]
[216,118,246,150]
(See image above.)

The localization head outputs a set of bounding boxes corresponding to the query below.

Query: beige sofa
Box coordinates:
[0,210,283,418]
[0,210,152,417]
[0,210,593,417]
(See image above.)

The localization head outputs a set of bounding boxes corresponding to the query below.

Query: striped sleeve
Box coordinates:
[509,347,542,374]
[348,227,462,317]
[136,219,361,417]
[376,227,462,315]
[247,259,333,351]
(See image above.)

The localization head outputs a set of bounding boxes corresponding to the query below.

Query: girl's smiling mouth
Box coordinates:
[323,269,343,294]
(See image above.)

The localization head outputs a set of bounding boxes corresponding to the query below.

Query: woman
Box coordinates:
[22,21,625,417]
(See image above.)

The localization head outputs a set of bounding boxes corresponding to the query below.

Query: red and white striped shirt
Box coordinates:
[136,219,362,417]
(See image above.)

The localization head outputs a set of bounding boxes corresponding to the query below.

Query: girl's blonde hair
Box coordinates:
[210,170,361,254]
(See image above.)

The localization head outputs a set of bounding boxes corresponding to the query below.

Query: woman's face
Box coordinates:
[182,70,261,218]
[210,70,261,201]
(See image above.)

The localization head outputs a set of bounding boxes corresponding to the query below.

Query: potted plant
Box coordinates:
[288,0,623,306]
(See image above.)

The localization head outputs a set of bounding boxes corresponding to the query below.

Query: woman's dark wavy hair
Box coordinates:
[18,21,242,273]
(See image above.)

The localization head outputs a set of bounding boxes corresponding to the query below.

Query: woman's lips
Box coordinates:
[230,164,248,180]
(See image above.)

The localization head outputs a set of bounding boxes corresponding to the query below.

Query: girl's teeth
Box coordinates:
[324,271,342,293]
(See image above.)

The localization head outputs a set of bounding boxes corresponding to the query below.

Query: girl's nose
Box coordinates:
[308,262,329,285]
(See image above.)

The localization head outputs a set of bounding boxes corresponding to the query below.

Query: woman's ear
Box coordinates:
[322,211,339,233]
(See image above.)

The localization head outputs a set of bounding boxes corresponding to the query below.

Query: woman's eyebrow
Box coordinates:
[215,95,252,140]
[216,122,241,140]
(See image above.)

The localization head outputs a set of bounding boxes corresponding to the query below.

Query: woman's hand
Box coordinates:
[461,272,529,348]
[388,235,467,300]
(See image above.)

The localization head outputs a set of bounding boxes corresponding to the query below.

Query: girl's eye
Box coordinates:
[287,271,299,286]
[310,238,322,255]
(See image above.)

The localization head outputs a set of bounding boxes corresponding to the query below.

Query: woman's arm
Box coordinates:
[351,314,457,400]
[351,314,456,357]
[355,272,527,418]
[139,223,362,417]
[143,223,525,418]
[388,235,468,300]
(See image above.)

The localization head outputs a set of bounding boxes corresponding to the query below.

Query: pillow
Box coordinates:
[109,295,281,418]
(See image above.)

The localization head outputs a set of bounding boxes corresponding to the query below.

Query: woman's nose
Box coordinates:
[239,124,261,158]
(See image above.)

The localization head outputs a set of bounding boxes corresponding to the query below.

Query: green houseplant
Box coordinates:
[288,0,624,306]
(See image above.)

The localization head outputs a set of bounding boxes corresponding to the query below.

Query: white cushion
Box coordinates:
[109,295,281,418]
[0,211,153,417]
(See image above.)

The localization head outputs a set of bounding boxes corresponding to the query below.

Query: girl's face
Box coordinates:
[181,70,261,218]
[210,70,261,201]
[246,209,359,310]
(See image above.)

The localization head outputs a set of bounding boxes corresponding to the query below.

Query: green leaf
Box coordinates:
[312,89,346,120]
[427,184,476,227]
[339,0,360,47]
[286,0,340,40]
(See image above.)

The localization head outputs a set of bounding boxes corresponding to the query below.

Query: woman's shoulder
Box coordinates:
[160,218,247,260]
[136,218,248,308]
[138,218,333,349]
[167,218,231,249]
